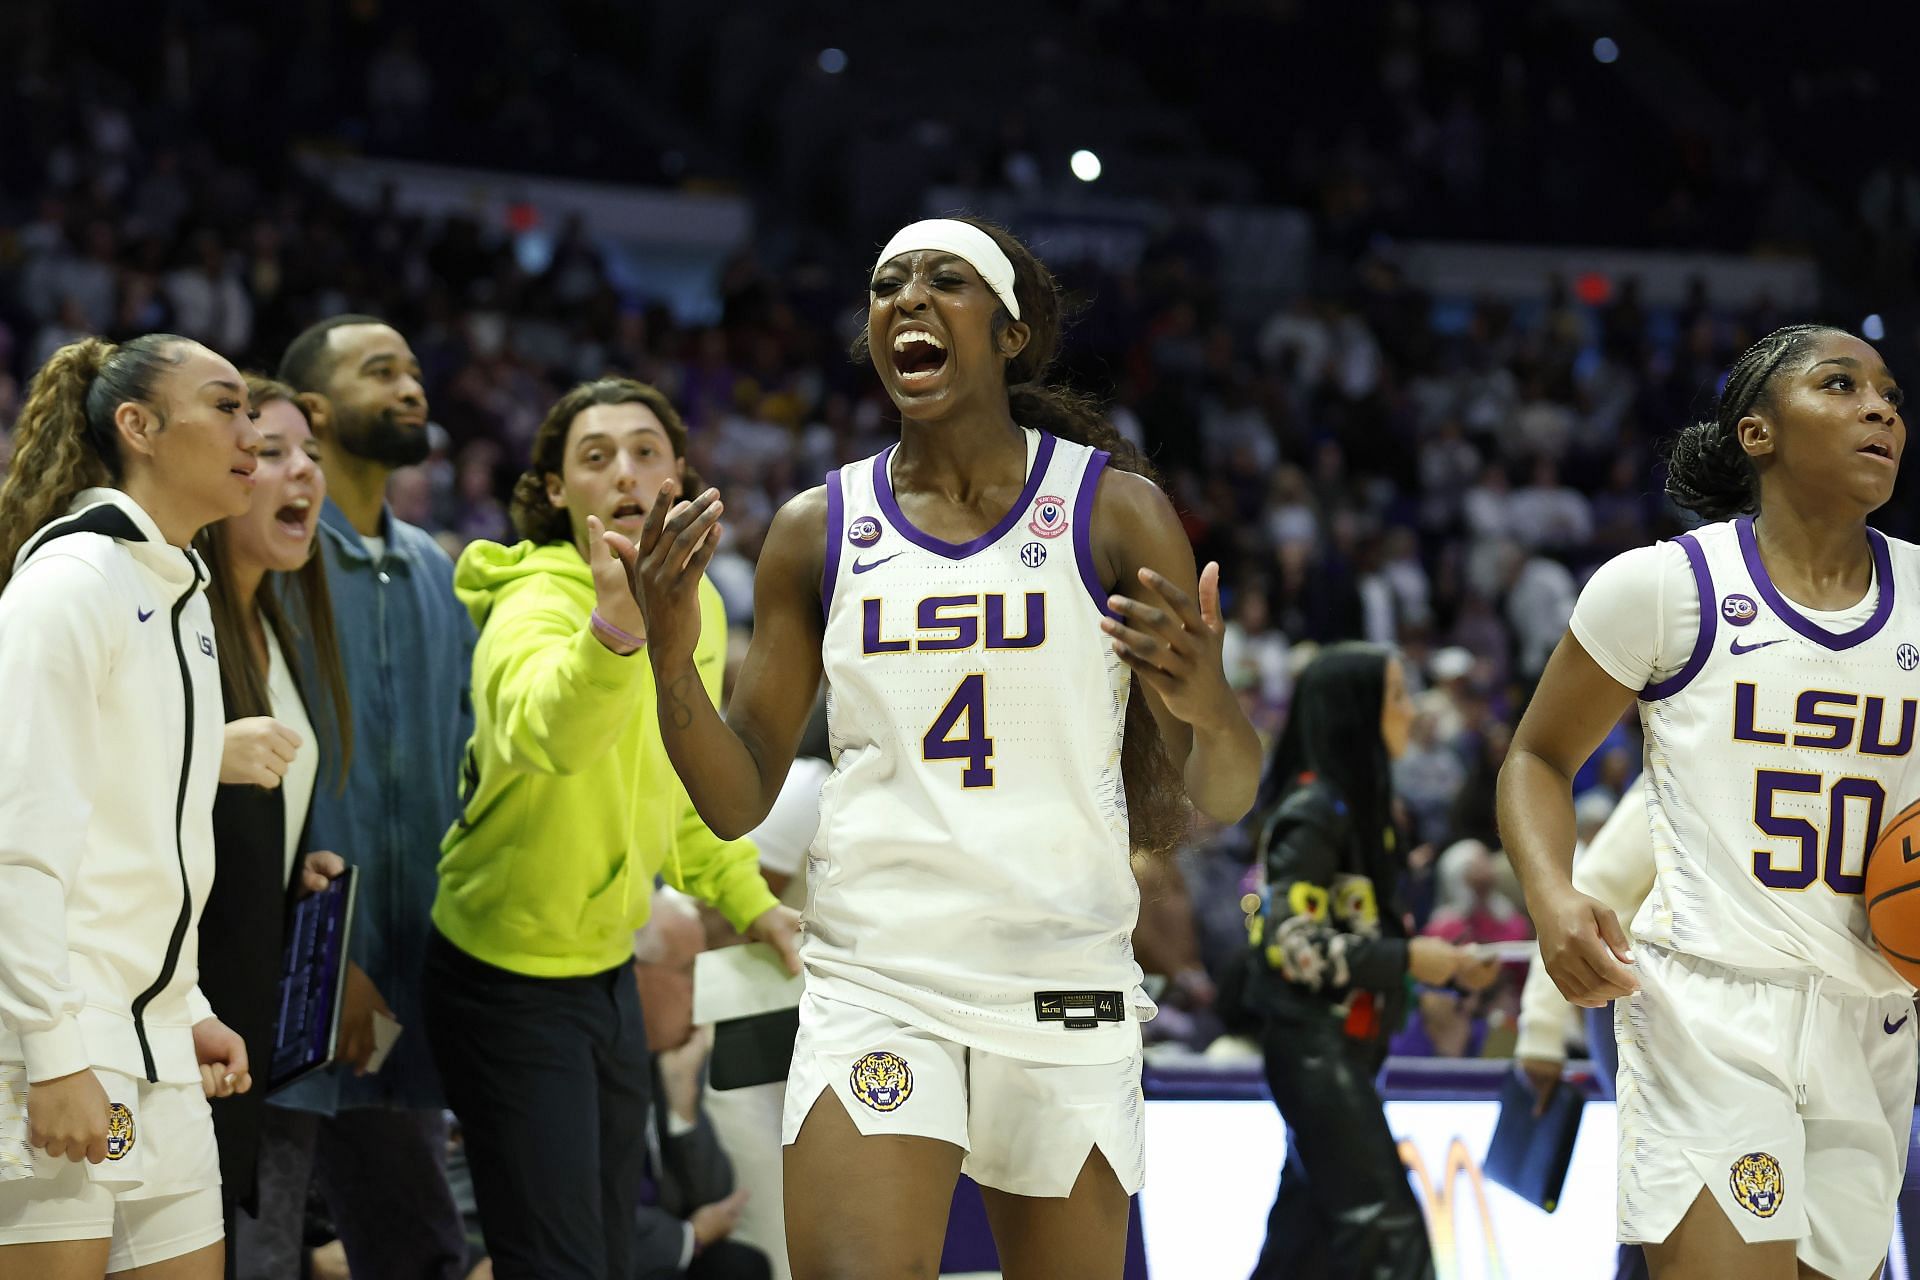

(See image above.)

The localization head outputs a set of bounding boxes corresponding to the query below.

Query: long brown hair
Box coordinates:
[855,217,1189,855]
[0,334,191,590]
[509,377,700,545]
[195,375,354,788]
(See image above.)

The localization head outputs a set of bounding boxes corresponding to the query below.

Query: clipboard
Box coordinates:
[1483,1067,1585,1212]
[268,867,358,1094]
[693,943,804,1091]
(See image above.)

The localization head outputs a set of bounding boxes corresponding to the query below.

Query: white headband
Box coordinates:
[873,219,1021,320]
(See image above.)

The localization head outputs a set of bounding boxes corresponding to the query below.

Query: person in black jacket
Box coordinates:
[195,375,354,1279]
[1242,643,1497,1280]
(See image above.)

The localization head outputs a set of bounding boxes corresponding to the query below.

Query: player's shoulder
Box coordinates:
[1583,538,1691,598]
[1088,462,1166,512]
[757,485,829,592]
[769,484,830,547]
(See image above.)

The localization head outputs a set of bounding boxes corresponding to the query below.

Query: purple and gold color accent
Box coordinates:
[1733,684,1917,756]
[873,435,1058,560]
[1749,768,1884,895]
[849,1050,914,1113]
[822,468,845,615]
[922,672,994,788]
[1641,533,1714,701]
[1072,450,1120,620]
[1737,517,1894,651]
[1722,594,1759,626]
[861,593,1047,655]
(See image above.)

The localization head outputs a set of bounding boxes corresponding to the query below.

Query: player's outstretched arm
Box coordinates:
[1497,632,1640,1008]
[608,486,827,840]
[1094,470,1262,824]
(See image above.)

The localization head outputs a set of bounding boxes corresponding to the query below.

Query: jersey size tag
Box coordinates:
[1033,990,1125,1029]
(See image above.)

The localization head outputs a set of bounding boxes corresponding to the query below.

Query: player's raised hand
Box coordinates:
[586,514,648,654]
[1103,562,1239,731]
[604,482,724,673]
[1535,887,1637,1008]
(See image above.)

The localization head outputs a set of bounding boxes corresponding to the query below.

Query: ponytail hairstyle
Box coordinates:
[195,375,355,789]
[853,216,1187,855]
[1666,323,1844,520]
[0,333,192,591]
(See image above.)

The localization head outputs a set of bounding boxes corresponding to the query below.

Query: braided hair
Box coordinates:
[1666,324,1845,520]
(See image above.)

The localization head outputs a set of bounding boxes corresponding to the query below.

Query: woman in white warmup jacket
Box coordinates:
[0,334,264,1280]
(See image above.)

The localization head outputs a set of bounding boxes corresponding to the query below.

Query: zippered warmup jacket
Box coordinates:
[0,489,224,1086]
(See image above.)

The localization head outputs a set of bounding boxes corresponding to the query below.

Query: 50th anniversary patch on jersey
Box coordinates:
[1729,1151,1783,1218]
[849,1051,913,1112]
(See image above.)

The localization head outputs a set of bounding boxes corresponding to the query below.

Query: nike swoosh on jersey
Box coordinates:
[1730,637,1787,655]
[851,553,903,574]
[137,607,155,622]
[1888,1014,1910,1034]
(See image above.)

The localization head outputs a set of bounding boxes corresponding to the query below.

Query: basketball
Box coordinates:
[1867,798,1920,986]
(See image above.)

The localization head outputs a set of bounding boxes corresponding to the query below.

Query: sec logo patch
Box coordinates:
[849,1051,913,1112]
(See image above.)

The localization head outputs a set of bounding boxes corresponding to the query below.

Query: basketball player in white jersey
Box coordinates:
[606,216,1261,1280]
[1500,325,1920,1279]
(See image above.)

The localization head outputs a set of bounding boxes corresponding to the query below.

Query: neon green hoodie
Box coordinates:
[432,539,775,977]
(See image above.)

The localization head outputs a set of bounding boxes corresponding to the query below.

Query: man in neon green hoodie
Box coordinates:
[419,378,801,1280]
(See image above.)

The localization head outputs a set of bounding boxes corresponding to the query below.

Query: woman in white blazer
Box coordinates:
[0,334,264,1280]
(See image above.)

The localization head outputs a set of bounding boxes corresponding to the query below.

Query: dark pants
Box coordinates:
[423,928,653,1280]
[233,1104,468,1280]
[1252,1019,1433,1280]
[637,1239,771,1280]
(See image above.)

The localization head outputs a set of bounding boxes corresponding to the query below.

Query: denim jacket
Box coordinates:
[275,500,475,1112]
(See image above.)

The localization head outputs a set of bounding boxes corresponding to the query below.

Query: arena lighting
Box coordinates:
[1865,313,1887,341]
[818,47,848,74]
[1070,149,1103,182]
[1573,271,1613,306]
[1592,36,1620,63]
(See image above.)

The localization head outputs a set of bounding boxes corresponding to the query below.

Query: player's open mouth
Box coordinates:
[891,328,949,385]
[611,498,646,522]
[1860,439,1896,462]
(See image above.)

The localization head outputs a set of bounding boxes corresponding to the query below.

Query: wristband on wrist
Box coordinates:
[590,609,646,653]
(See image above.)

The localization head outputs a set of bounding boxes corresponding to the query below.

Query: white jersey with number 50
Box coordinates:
[1571,518,1920,997]
[804,427,1150,1064]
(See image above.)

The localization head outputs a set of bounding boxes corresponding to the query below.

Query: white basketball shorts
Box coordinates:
[1615,945,1916,1278]
[0,1062,223,1268]
[781,989,1147,1198]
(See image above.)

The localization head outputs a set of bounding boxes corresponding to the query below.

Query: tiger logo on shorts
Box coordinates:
[849,1051,913,1113]
[1729,1151,1783,1218]
[104,1103,135,1162]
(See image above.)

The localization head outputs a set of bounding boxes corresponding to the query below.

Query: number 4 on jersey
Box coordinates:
[924,673,994,787]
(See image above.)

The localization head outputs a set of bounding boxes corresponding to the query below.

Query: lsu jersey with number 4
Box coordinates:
[1571,517,1920,997]
[804,427,1151,1064]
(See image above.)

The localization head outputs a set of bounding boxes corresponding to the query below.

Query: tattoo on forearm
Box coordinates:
[665,673,696,730]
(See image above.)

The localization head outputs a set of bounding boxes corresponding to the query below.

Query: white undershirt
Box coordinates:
[360,533,387,562]
[1570,540,1879,690]
[264,625,318,882]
